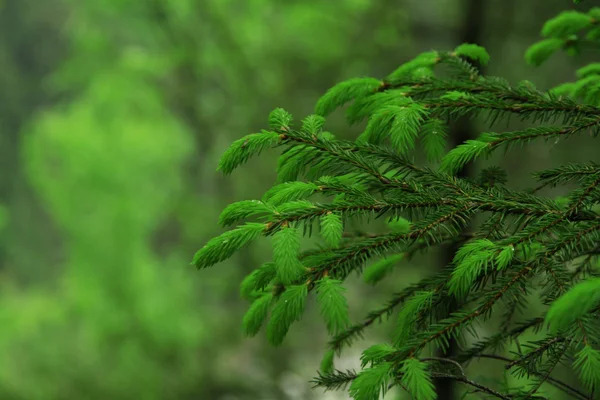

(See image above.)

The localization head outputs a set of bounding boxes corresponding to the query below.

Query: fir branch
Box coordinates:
[505,336,567,369]
[523,339,571,399]
[381,76,600,121]
[456,317,546,364]
[424,97,600,122]
[425,372,512,400]
[395,227,593,362]
[194,7,600,397]
[278,130,410,187]
[314,362,514,400]
[307,204,475,280]
[482,118,600,151]
[533,162,600,188]
[312,369,358,392]
[477,354,590,400]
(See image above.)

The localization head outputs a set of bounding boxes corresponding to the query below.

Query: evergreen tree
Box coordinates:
[193,3,600,399]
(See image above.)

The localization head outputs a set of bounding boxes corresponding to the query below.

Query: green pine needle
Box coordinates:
[363,253,404,285]
[576,63,600,79]
[387,217,412,233]
[315,77,383,117]
[240,269,260,301]
[394,291,435,346]
[454,43,490,66]
[320,349,335,374]
[549,82,577,98]
[391,105,428,154]
[316,277,350,335]
[495,245,515,270]
[420,119,448,163]
[262,181,320,206]
[362,104,427,154]
[277,200,317,214]
[359,106,397,144]
[348,91,413,127]
[573,75,600,105]
[574,345,600,391]
[545,278,600,332]
[219,200,274,227]
[348,362,393,400]
[239,262,277,300]
[268,108,293,131]
[320,212,344,248]
[267,284,308,346]
[587,26,600,40]
[525,38,564,67]
[272,227,306,285]
[386,51,439,83]
[588,7,600,19]
[399,358,437,400]
[439,139,490,175]
[360,343,396,368]
[217,131,281,175]
[276,146,318,183]
[542,11,592,38]
[192,222,266,269]
[301,115,326,135]
[447,239,497,298]
[440,91,472,101]
[242,293,274,337]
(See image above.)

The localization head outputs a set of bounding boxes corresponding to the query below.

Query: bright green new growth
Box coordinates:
[393,290,435,346]
[399,358,437,400]
[360,343,396,368]
[525,38,565,67]
[420,118,448,162]
[193,2,600,399]
[545,278,600,332]
[267,284,308,346]
[262,181,319,205]
[239,262,276,300]
[219,200,275,227]
[242,292,273,337]
[272,227,306,285]
[541,11,593,38]
[573,345,600,391]
[217,130,281,174]
[447,239,515,298]
[316,77,383,117]
[320,212,343,247]
[363,253,404,284]
[316,277,350,334]
[453,43,490,66]
[348,361,394,400]
[192,222,265,269]
[320,348,335,374]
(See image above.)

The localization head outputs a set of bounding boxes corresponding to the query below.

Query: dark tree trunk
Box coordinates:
[0,0,66,279]
[434,0,485,399]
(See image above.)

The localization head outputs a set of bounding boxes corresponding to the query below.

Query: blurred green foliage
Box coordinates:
[1,36,204,399]
[0,0,412,398]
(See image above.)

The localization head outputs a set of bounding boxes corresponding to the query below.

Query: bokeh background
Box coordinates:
[0,0,598,399]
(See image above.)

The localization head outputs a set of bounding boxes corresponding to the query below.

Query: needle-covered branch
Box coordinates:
[192,3,600,399]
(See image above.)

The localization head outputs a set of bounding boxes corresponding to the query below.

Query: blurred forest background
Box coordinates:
[0,0,598,399]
